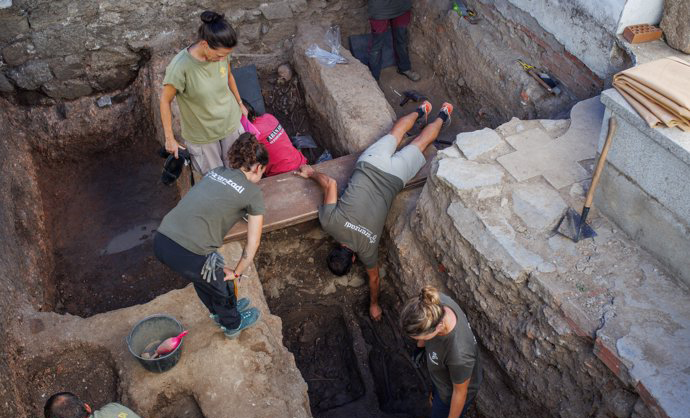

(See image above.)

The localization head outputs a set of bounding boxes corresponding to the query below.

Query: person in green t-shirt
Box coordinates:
[155,134,268,339]
[160,10,247,175]
[44,392,141,418]
[400,286,482,418]
[295,101,453,321]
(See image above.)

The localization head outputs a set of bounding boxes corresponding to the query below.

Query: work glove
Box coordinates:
[411,346,425,368]
[201,252,225,283]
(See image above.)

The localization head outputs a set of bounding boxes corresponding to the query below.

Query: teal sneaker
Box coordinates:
[209,298,251,325]
[221,307,261,339]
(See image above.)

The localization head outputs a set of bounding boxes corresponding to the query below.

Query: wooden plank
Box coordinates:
[224,146,436,242]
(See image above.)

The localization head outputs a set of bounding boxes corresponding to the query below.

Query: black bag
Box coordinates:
[160,148,192,186]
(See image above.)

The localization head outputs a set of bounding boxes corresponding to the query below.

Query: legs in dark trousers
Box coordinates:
[368,10,412,80]
[430,385,473,418]
[154,233,240,329]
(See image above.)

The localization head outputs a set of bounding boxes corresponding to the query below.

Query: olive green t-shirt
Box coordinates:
[163,48,242,144]
[90,402,140,418]
[158,167,264,255]
[318,161,403,268]
[425,294,482,405]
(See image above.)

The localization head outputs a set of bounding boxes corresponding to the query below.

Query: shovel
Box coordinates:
[554,117,617,242]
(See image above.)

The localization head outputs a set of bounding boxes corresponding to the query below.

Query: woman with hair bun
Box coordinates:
[400,286,482,418]
[154,134,269,339]
[160,10,248,175]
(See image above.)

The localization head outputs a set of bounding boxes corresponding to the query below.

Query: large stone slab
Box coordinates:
[511,182,567,230]
[598,89,690,287]
[455,128,504,160]
[292,23,396,156]
[436,159,504,191]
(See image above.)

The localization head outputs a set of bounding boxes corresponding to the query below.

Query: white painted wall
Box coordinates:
[617,0,664,33]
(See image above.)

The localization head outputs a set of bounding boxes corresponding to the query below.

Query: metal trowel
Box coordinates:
[554,117,617,242]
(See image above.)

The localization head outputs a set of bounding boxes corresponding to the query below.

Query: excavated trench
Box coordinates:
[38,135,187,317]
[256,224,478,418]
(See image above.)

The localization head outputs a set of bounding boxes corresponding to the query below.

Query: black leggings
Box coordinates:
[154,233,240,329]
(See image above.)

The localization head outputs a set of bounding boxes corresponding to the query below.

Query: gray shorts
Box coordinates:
[357,134,426,184]
[185,126,245,175]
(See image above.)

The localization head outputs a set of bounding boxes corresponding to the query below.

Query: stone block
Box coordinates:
[260,2,293,20]
[7,60,53,90]
[292,23,395,155]
[0,71,14,92]
[42,79,92,100]
[455,128,503,160]
[511,182,567,230]
[504,127,552,151]
[2,40,34,66]
[290,0,308,13]
[538,119,570,138]
[446,202,543,281]
[240,22,262,42]
[660,0,690,54]
[0,14,29,43]
[436,159,504,191]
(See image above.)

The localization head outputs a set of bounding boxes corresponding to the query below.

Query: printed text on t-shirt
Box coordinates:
[344,221,377,244]
[208,171,245,194]
[266,123,284,144]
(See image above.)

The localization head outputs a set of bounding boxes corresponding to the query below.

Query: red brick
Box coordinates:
[593,338,626,380]
[635,382,671,418]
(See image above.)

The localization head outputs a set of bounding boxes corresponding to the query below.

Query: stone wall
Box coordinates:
[0,0,367,103]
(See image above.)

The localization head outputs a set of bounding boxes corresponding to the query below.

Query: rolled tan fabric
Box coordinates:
[613,56,690,131]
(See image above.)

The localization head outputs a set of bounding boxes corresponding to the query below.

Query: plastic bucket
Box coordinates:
[126,314,184,373]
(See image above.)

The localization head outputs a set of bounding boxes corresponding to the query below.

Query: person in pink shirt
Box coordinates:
[243,100,307,177]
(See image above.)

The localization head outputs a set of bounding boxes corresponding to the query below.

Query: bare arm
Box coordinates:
[160,84,185,158]
[367,266,382,320]
[227,61,247,116]
[447,379,470,418]
[224,214,263,279]
[294,165,337,205]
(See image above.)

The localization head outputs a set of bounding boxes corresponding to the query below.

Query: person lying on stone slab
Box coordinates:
[44,392,141,418]
[295,100,453,320]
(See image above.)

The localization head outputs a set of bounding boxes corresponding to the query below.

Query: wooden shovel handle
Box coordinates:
[585,117,617,208]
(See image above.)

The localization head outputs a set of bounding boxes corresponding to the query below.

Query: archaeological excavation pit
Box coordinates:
[37,134,187,317]
[3,0,687,417]
[256,224,438,418]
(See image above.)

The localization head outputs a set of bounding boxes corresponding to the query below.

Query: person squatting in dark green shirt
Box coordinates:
[295,100,454,321]
[44,392,141,418]
[155,133,268,339]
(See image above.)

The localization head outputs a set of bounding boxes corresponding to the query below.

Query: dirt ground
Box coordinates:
[378,51,481,147]
[256,223,432,417]
[38,137,186,317]
[21,345,119,417]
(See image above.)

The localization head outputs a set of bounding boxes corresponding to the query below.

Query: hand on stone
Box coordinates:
[370,303,383,321]
[294,164,314,179]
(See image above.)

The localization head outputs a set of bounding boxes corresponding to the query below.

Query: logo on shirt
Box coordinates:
[266,123,285,144]
[344,221,377,244]
[207,171,245,194]
[429,351,439,365]
[220,66,226,76]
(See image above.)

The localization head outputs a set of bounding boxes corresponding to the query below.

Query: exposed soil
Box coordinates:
[378,51,482,147]
[256,223,432,417]
[152,393,206,418]
[22,345,119,417]
[38,137,186,317]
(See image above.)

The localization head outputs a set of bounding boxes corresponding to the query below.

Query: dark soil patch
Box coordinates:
[38,137,186,317]
[152,393,205,418]
[256,224,431,417]
[24,346,118,417]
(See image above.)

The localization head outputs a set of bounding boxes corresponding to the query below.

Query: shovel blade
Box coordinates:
[555,208,596,242]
